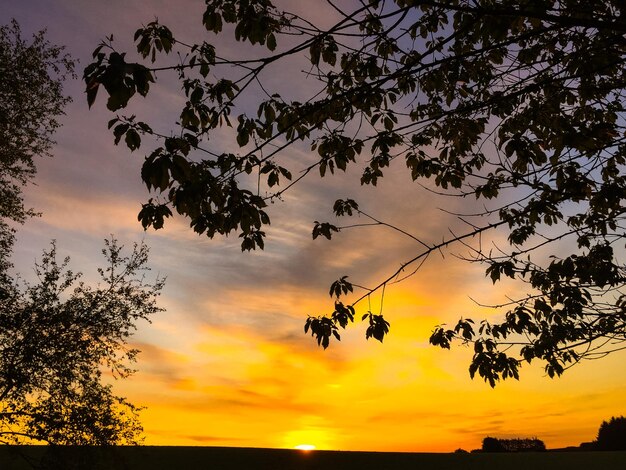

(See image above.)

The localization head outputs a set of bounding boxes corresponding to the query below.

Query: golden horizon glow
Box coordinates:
[294,444,316,451]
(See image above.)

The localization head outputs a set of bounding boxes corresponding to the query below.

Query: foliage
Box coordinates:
[0,238,164,445]
[482,437,546,453]
[595,416,626,451]
[85,1,626,385]
[0,20,160,446]
[481,437,504,453]
[0,20,74,236]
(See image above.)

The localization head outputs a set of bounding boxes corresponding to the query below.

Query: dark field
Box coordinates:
[1,446,626,469]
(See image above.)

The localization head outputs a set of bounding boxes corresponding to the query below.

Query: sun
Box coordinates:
[294,444,316,451]
[283,422,333,450]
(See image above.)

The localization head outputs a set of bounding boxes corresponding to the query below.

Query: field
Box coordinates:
[1,446,626,469]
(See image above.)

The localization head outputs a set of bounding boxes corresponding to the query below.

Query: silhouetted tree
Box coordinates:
[0,238,164,445]
[482,437,505,453]
[0,20,162,445]
[482,437,545,452]
[85,1,626,385]
[596,416,626,451]
[0,20,74,271]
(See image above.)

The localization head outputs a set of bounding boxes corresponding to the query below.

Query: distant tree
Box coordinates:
[0,238,164,445]
[595,416,626,451]
[85,1,626,385]
[482,437,505,453]
[482,436,545,452]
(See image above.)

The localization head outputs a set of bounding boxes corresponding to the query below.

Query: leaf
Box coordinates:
[86,81,99,108]
[333,199,359,216]
[310,41,321,66]
[125,128,141,151]
[312,221,339,240]
[365,314,390,342]
[267,33,277,51]
[113,123,129,145]
[329,276,353,297]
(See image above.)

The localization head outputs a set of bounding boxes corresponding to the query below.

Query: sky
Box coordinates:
[3,0,626,452]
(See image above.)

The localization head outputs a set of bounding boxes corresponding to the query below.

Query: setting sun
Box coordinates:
[283,424,334,450]
[294,445,316,451]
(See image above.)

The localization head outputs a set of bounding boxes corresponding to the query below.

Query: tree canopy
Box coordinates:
[481,436,546,453]
[0,19,74,281]
[596,416,626,451]
[0,20,161,445]
[0,239,164,445]
[85,0,626,386]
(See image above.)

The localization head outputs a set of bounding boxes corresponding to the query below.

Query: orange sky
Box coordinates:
[4,0,626,452]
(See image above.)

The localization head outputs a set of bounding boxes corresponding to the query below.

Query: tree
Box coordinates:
[595,416,626,451]
[0,19,74,280]
[482,436,545,452]
[0,238,164,445]
[84,0,626,386]
[0,21,161,446]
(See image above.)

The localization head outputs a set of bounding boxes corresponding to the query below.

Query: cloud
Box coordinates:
[180,434,245,444]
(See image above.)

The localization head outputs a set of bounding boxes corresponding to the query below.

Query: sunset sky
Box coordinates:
[4,0,626,452]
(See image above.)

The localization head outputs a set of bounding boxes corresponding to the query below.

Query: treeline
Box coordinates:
[468,416,626,453]
[568,416,626,451]
[481,437,546,453]
[593,416,626,451]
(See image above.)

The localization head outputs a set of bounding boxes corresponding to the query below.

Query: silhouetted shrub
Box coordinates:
[596,416,626,451]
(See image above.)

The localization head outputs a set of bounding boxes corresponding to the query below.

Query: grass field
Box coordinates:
[1,446,625,469]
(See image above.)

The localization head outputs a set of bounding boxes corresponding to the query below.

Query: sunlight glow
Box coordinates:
[283,424,334,450]
[295,444,316,451]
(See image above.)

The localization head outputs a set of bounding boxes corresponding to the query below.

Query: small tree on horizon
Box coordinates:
[595,416,626,451]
